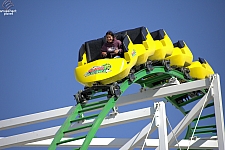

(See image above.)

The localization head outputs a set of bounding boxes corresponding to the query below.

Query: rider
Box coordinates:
[101,31,123,58]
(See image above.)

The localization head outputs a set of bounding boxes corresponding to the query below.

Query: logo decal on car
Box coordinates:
[85,63,112,77]
[132,49,136,57]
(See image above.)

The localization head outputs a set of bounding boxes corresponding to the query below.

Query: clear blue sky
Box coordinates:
[0,1,225,150]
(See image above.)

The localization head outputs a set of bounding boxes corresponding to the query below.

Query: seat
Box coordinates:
[85,38,104,63]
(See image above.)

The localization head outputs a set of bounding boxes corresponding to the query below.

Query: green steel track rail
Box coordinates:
[49,66,215,150]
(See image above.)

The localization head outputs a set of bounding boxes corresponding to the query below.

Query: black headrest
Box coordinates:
[126,27,145,44]
[199,57,206,64]
[85,38,104,62]
[173,40,185,48]
[115,31,127,41]
[78,44,85,61]
[150,29,165,40]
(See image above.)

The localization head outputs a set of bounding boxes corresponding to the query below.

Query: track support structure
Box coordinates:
[0,74,224,150]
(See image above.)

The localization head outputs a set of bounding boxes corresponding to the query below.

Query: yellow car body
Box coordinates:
[166,41,193,67]
[148,30,174,61]
[187,58,214,79]
[75,35,138,87]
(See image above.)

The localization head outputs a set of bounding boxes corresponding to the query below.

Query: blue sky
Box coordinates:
[0,1,225,150]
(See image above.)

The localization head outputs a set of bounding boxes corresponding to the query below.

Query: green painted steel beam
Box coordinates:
[169,93,187,101]
[137,73,169,85]
[194,129,217,135]
[79,97,116,150]
[78,104,105,113]
[178,95,204,107]
[193,114,215,122]
[81,99,108,108]
[57,135,86,145]
[48,104,82,150]
[64,124,92,134]
[80,75,133,149]
[205,102,214,108]
[192,125,216,130]
[70,114,99,123]
[168,69,188,80]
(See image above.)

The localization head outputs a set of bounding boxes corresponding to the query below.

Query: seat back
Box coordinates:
[126,27,147,44]
[78,44,86,62]
[85,38,104,63]
[150,29,165,40]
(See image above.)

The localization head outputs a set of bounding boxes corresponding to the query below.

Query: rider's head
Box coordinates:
[105,31,115,43]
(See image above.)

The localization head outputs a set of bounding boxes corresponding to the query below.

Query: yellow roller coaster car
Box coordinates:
[75,27,155,87]
[165,40,193,67]
[187,57,214,79]
[148,29,174,61]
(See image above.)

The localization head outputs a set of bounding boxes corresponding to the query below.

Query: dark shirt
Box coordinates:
[101,39,123,58]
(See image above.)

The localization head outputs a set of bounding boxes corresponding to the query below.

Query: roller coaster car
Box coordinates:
[148,29,174,61]
[75,27,156,87]
[165,40,193,68]
[187,57,214,79]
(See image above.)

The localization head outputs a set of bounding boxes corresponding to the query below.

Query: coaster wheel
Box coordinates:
[181,67,191,80]
[109,82,121,98]
[162,60,171,71]
[74,90,87,104]
[144,60,153,72]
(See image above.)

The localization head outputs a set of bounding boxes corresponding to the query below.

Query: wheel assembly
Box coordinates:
[181,67,191,80]
[162,60,171,71]
[108,82,121,98]
[74,90,87,104]
[145,60,153,72]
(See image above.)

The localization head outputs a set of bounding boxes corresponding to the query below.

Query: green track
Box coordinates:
[49,66,216,150]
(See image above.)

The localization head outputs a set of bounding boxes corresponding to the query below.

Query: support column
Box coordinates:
[155,102,168,150]
[212,74,225,150]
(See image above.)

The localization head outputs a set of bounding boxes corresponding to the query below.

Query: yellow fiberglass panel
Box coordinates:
[75,58,127,85]
[166,50,186,67]
[123,36,138,65]
[101,51,138,85]
[166,43,193,67]
[142,28,156,55]
[100,63,131,85]
[148,30,173,61]
[148,40,167,60]
[202,61,214,77]
[182,43,193,67]
[187,61,207,79]
[78,52,87,67]
[162,31,174,56]
[134,44,150,65]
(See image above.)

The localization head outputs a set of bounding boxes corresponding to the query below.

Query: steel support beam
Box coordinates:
[19,137,218,149]
[0,106,73,130]
[119,121,157,150]
[212,74,225,150]
[156,89,213,150]
[0,107,153,149]
[155,101,168,150]
[116,78,210,107]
